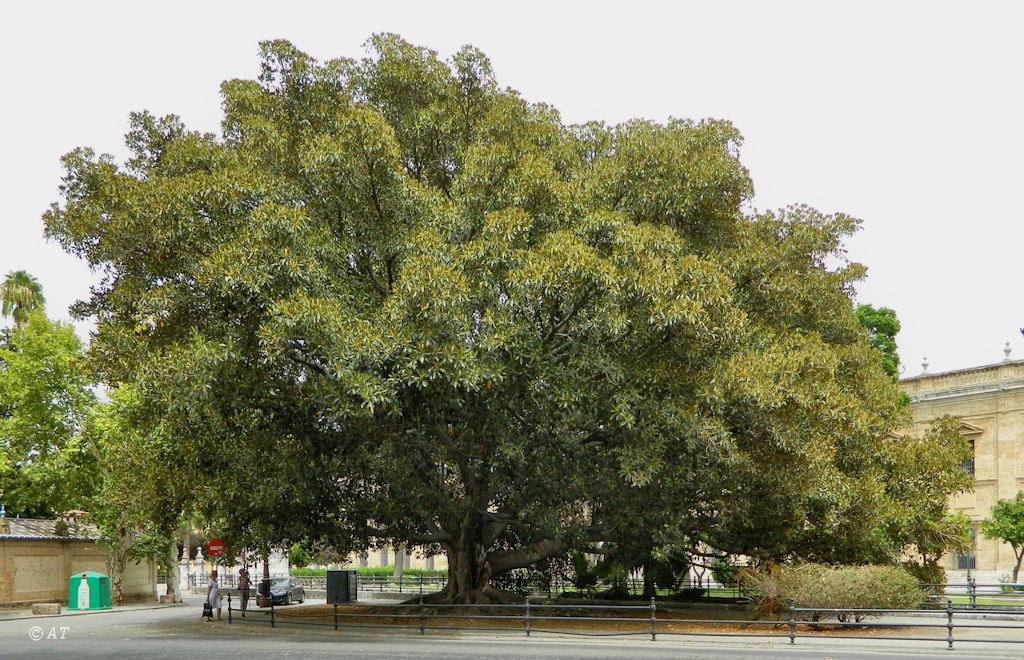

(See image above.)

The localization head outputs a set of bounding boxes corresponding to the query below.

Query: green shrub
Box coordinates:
[289,542,313,569]
[288,566,448,577]
[900,560,945,587]
[741,564,924,622]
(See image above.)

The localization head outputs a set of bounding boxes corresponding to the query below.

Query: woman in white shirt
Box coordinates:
[205,570,222,621]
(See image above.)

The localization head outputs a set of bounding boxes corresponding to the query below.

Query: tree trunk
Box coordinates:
[107,524,132,606]
[642,560,656,599]
[393,542,406,581]
[165,544,181,603]
[425,511,566,604]
[1013,546,1023,585]
[443,526,491,603]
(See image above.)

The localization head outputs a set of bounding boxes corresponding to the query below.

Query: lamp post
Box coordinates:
[257,552,271,607]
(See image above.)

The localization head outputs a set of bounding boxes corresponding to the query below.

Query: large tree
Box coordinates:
[46,37,944,602]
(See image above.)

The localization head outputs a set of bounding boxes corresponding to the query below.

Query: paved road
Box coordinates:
[2,597,1024,659]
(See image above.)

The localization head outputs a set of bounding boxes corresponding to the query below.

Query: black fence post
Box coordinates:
[270,599,275,628]
[333,603,338,631]
[650,597,657,641]
[419,595,425,635]
[788,599,796,644]
[227,593,232,623]
[946,599,954,650]
[968,576,976,609]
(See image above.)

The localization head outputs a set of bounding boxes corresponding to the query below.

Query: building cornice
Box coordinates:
[901,360,1024,403]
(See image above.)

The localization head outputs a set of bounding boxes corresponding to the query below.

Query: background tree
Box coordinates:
[0,309,96,516]
[854,304,901,378]
[981,492,1024,584]
[81,385,188,604]
[1,270,47,328]
[44,36,959,602]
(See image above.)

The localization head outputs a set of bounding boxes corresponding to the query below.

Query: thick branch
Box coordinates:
[358,253,389,297]
[285,345,330,378]
[486,539,566,576]
[408,528,455,545]
[481,510,515,547]
[543,288,594,345]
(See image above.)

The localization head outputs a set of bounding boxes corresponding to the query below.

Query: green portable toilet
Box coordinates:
[68,571,113,610]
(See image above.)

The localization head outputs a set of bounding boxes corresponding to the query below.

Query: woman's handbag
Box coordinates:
[202,601,213,619]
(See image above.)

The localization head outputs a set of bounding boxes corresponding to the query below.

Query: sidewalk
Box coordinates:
[0,597,194,622]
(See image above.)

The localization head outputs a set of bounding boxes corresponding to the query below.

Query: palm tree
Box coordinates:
[1,270,46,327]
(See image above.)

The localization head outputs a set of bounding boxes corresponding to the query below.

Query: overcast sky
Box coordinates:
[2,0,1021,377]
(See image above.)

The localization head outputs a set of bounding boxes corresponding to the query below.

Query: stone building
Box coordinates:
[901,351,1024,583]
[346,544,448,572]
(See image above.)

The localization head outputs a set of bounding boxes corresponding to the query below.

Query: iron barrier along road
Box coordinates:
[225,594,1024,650]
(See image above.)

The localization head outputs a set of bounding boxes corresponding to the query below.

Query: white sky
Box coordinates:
[1,0,1021,377]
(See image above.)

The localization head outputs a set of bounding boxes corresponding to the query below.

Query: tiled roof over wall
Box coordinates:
[0,517,99,541]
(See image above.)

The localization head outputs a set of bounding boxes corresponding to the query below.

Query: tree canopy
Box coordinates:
[43,36,964,602]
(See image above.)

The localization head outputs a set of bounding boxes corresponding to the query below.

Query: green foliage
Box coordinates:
[876,420,974,564]
[854,304,901,379]
[131,532,174,563]
[289,541,314,569]
[570,552,598,592]
[0,310,96,516]
[981,492,1024,583]
[43,34,946,602]
[741,564,924,621]
[350,566,446,577]
[712,558,739,586]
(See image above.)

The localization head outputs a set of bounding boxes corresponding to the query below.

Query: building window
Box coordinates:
[426,556,434,571]
[380,548,389,567]
[955,527,977,570]
[359,553,368,568]
[960,439,975,476]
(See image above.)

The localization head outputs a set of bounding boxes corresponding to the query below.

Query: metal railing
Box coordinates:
[225,594,1024,650]
[787,601,1024,651]
[287,574,743,599]
[921,580,1024,609]
[188,573,291,589]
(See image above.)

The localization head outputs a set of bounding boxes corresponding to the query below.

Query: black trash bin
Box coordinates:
[327,570,358,604]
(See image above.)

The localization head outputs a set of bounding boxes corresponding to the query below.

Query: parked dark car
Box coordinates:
[268,577,305,605]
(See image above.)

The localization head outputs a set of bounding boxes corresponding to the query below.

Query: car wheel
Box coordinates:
[284,593,291,605]
[298,593,304,604]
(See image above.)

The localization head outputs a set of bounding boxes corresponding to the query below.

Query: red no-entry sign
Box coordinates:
[207,539,225,557]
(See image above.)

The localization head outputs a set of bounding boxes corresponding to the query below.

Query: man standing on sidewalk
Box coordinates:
[238,568,251,616]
